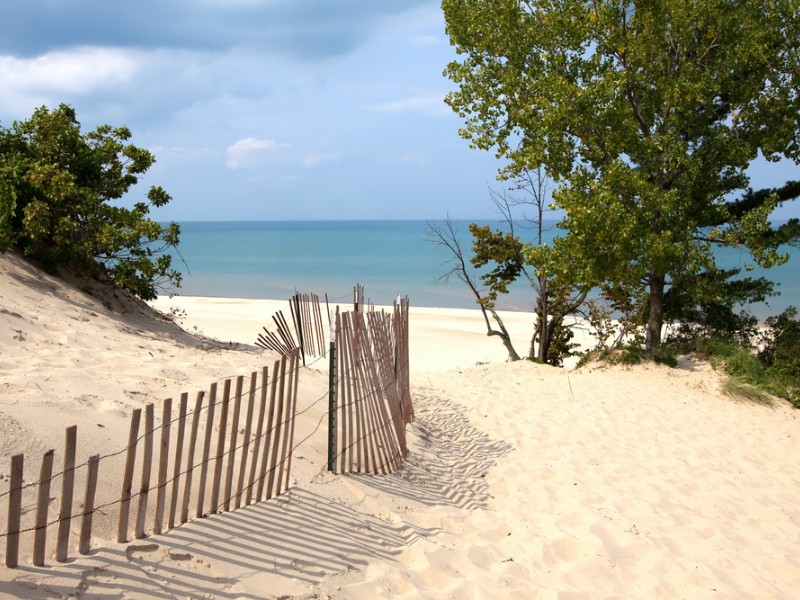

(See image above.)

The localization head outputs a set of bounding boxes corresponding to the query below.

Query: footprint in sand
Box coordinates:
[125,543,160,560]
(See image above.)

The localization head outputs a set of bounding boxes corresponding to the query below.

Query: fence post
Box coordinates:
[33,449,55,566]
[56,425,77,562]
[5,453,24,568]
[118,408,141,543]
[154,397,172,535]
[327,312,337,472]
[135,404,155,540]
[169,392,189,530]
[79,454,100,555]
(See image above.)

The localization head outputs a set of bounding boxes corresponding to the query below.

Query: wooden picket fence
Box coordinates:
[2,351,300,568]
[256,292,329,364]
[2,287,414,570]
[329,297,413,474]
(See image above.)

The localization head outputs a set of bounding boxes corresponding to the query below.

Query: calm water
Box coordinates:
[163,220,798,318]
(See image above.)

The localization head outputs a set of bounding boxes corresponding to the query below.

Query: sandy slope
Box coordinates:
[1,250,800,599]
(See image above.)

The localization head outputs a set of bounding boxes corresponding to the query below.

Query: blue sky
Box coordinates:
[1,1,797,221]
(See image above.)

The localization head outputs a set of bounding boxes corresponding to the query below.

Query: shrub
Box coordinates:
[0,104,180,300]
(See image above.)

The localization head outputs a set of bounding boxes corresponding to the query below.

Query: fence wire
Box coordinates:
[0,298,412,566]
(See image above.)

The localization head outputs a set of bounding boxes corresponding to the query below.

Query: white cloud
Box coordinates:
[0,47,140,118]
[0,47,137,93]
[225,137,286,169]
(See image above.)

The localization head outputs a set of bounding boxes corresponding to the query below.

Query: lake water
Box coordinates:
[162,220,798,319]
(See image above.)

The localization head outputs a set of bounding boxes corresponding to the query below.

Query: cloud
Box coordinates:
[0,47,136,95]
[225,137,287,169]
[0,0,433,61]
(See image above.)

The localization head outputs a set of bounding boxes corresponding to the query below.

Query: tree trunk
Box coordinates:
[536,275,549,362]
[495,331,522,361]
[645,273,665,350]
[485,306,521,361]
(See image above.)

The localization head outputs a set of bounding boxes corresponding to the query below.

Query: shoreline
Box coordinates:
[148,294,598,371]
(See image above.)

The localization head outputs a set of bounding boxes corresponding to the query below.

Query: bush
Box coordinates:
[758,307,800,407]
[679,324,800,408]
[0,104,180,300]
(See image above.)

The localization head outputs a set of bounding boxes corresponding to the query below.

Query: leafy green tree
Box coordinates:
[759,307,800,405]
[663,180,800,343]
[472,169,587,365]
[443,0,800,349]
[427,217,524,361]
[428,168,587,366]
[0,104,181,300]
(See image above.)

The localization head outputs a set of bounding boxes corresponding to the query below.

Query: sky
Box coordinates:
[0,0,798,222]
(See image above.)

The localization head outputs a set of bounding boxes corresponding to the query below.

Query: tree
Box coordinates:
[0,104,181,300]
[443,0,800,349]
[428,168,588,366]
[664,180,800,343]
[473,168,588,364]
[427,216,523,361]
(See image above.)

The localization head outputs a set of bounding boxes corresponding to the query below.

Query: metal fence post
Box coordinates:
[327,338,336,472]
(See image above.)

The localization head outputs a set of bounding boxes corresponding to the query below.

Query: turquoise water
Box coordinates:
[163,220,798,318]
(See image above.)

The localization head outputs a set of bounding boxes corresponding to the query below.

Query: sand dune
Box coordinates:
[2,250,800,599]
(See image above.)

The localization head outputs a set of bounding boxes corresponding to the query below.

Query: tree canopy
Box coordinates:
[443,0,800,348]
[0,104,181,300]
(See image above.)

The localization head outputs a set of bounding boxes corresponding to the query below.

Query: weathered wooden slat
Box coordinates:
[245,366,269,506]
[153,398,173,535]
[5,453,24,568]
[79,454,100,555]
[210,378,231,514]
[283,351,301,492]
[265,355,287,500]
[256,359,280,501]
[56,425,78,561]
[360,314,395,473]
[135,405,155,540]
[168,392,189,530]
[33,449,55,566]
[196,383,217,518]
[276,351,296,491]
[352,315,381,473]
[236,372,257,509]
[181,391,205,524]
[371,312,406,457]
[223,376,244,512]
[117,408,141,543]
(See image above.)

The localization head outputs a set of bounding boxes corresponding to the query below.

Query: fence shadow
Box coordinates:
[1,487,423,599]
[350,393,513,511]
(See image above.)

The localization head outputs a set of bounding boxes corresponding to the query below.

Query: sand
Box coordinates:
[1,249,800,599]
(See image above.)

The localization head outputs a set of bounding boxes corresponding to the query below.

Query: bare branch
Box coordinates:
[425,218,521,361]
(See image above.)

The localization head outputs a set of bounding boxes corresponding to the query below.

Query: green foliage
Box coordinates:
[468,223,525,305]
[674,318,800,408]
[0,104,180,300]
[663,267,766,346]
[586,338,678,368]
[758,307,800,405]
[466,219,586,367]
[443,0,800,349]
[722,379,774,406]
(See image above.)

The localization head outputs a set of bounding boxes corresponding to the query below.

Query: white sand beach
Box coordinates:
[2,249,800,599]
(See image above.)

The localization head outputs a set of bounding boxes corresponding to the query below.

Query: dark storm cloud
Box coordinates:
[0,0,431,59]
